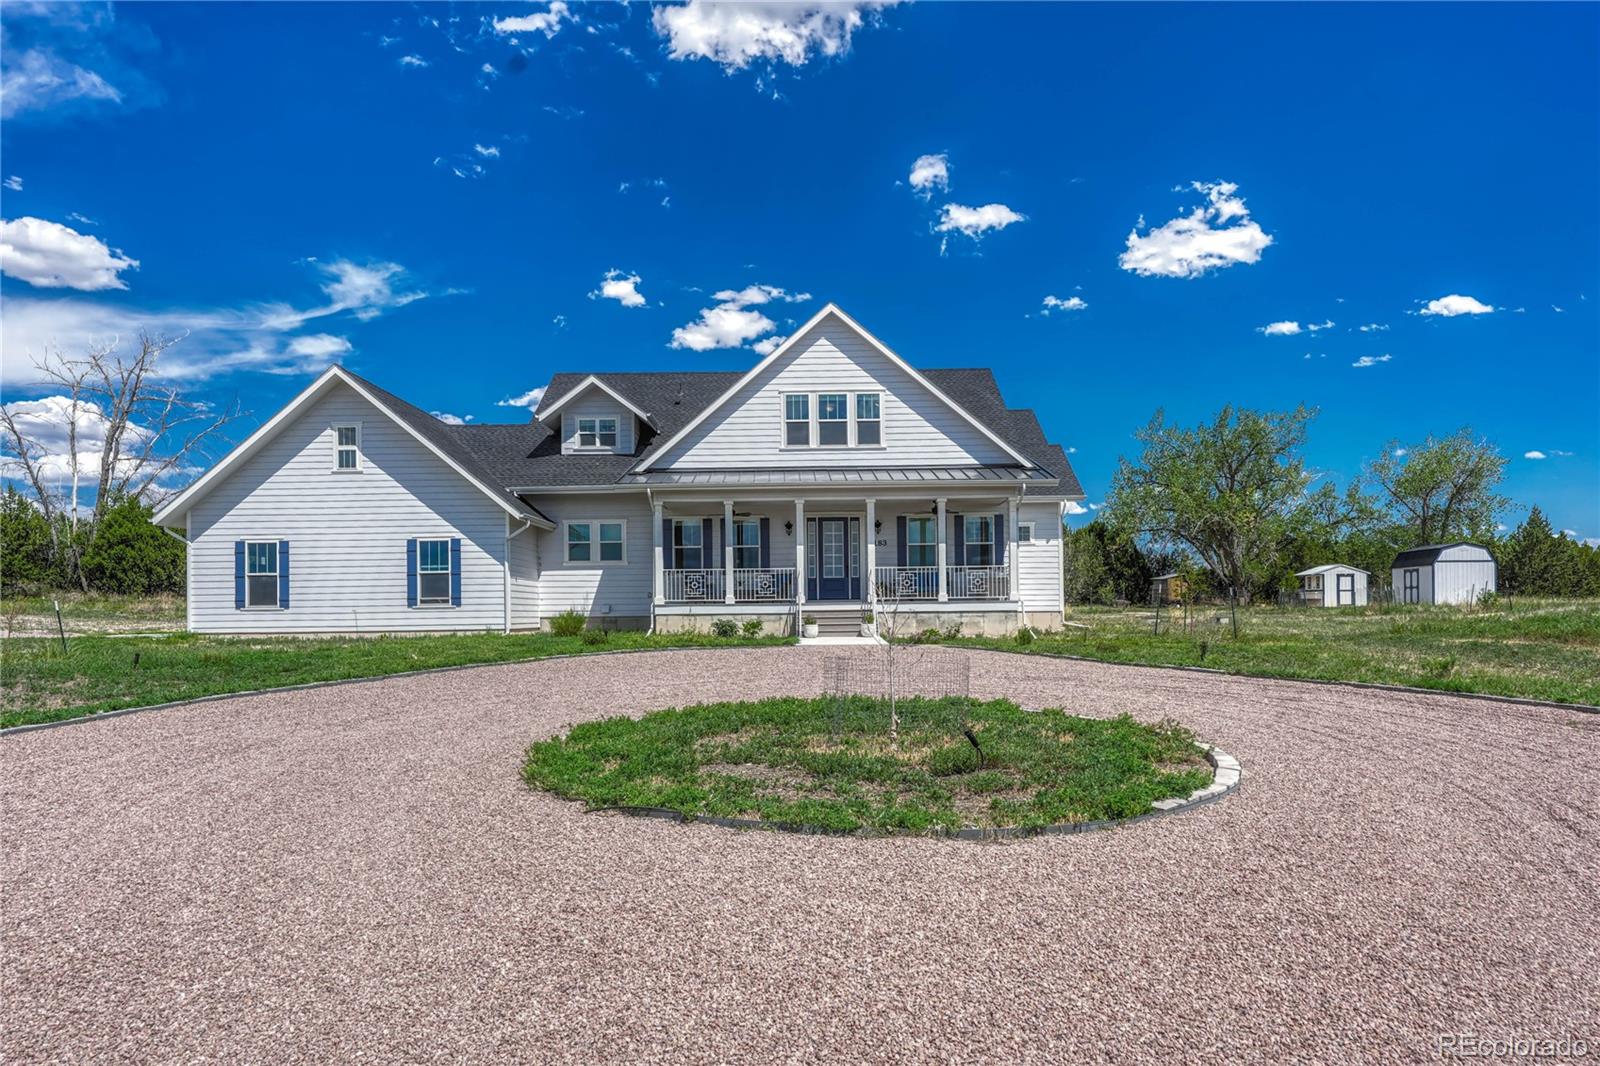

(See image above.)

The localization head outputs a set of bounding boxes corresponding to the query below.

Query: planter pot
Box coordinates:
[802,623,819,638]
[860,624,877,637]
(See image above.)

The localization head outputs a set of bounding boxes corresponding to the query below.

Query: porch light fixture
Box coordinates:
[874,519,882,533]
[784,520,794,535]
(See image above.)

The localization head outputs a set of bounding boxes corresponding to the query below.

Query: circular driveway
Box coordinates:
[3,646,1596,1063]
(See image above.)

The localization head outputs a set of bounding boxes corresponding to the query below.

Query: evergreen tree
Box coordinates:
[79,496,186,595]
[0,486,56,593]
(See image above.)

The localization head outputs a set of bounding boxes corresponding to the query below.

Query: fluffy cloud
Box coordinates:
[1352,354,1392,368]
[431,411,474,425]
[0,47,121,119]
[1119,180,1272,278]
[651,0,898,72]
[1041,295,1086,315]
[1259,320,1301,336]
[1307,319,1333,332]
[669,284,810,352]
[934,202,1025,253]
[1419,293,1495,317]
[0,216,138,290]
[285,333,353,362]
[1524,450,1547,460]
[492,1,576,37]
[1064,501,1104,516]
[750,335,785,355]
[588,269,647,308]
[399,54,428,67]
[0,394,151,485]
[496,386,547,410]
[908,153,949,199]
[4,176,21,192]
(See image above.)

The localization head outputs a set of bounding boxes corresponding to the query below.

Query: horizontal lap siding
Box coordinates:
[188,386,507,633]
[508,526,540,628]
[657,322,1012,469]
[525,492,653,620]
[1017,499,1063,614]
[560,392,634,455]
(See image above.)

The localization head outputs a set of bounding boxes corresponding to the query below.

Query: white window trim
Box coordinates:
[964,515,997,567]
[563,518,629,566]
[331,421,363,473]
[572,415,620,452]
[413,535,455,608]
[669,517,708,570]
[732,517,762,570]
[243,538,281,609]
[1016,522,1035,544]
[777,390,888,451]
[905,515,937,568]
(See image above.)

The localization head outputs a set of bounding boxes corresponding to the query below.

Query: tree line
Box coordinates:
[1065,406,1599,605]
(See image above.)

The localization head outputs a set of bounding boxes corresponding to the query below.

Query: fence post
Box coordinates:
[1228,586,1239,639]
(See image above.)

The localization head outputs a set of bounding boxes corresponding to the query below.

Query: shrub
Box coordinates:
[1015,626,1035,646]
[741,619,764,638]
[915,627,942,644]
[549,611,585,637]
[79,496,185,595]
[0,486,55,594]
[940,621,962,641]
[710,618,739,638]
[580,627,610,646]
[1477,589,1500,609]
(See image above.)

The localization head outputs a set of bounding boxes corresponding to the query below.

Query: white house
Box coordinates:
[1390,543,1497,606]
[152,304,1083,636]
[1294,564,1368,607]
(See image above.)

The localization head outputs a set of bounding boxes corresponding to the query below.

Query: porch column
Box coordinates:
[794,499,807,606]
[936,496,949,602]
[652,499,665,606]
[864,497,877,606]
[723,499,736,605]
[1008,495,1020,605]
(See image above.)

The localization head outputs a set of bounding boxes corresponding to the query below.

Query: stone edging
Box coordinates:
[585,743,1242,843]
[0,642,798,739]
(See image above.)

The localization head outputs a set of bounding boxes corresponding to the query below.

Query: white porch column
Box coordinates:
[864,497,877,606]
[936,496,949,602]
[723,499,736,605]
[652,499,665,606]
[1008,495,1020,605]
[794,499,807,606]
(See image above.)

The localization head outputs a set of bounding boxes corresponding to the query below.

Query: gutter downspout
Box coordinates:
[1016,484,1027,628]
[505,516,534,634]
[644,488,657,635]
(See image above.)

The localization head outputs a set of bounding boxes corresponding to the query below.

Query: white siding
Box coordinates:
[1016,499,1064,615]
[653,320,1014,469]
[1392,565,1435,605]
[187,384,509,633]
[508,522,540,629]
[524,492,654,621]
[558,391,635,455]
[1311,566,1367,607]
[1432,545,1497,605]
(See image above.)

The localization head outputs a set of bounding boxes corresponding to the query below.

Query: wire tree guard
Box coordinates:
[823,649,972,740]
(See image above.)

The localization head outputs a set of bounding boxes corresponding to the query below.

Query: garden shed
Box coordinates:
[1390,543,1497,605]
[1294,564,1368,607]
[1150,572,1187,604]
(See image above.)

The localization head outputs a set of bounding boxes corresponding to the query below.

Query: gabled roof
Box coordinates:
[1296,564,1369,576]
[634,303,1036,472]
[536,374,658,429]
[1391,542,1494,568]
[152,366,554,529]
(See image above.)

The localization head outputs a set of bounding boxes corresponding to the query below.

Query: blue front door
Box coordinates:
[817,518,851,601]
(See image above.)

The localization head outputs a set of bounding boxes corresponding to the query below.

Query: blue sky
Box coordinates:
[3,1,1596,540]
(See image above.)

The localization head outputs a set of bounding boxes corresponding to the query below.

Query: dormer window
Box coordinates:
[577,417,617,449]
[332,423,362,471]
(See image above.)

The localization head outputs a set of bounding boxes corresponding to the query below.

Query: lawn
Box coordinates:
[0,629,793,730]
[941,599,1600,705]
[3,592,186,636]
[524,696,1213,834]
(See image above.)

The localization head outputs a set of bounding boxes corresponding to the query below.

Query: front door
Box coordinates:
[817,517,851,601]
[1337,573,1354,605]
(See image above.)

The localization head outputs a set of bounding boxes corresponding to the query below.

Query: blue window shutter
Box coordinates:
[662,517,672,565]
[994,513,1006,567]
[450,537,462,606]
[952,512,966,565]
[278,540,291,608]
[234,541,245,608]
[406,538,418,607]
[896,516,907,567]
[701,518,714,568]
[759,517,770,568]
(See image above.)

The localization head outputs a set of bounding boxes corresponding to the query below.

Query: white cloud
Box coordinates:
[431,411,474,425]
[1258,320,1301,336]
[1419,293,1494,317]
[1359,322,1389,332]
[0,48,121,119]
[669,284,810,352]
[492,2,576,37]
[1552,305,1565,313]
[588,269,647,308]
[651,0,898,72]
[473,143,500,158]
[1088,502,1103,510]
[1351,354,1392,368]
[935,202,1025,253]
[1393,447,1407,457]
[399,54,429,67]
[4,176,21,192]
[1041,295,1087,315]
[1561,529,1579,539]
[908,153,949,199]
[1064,501,1094,516]
[0,394,152,486]
[1119,180,1272,278]
[496,386,547,410]
[378,35,401,47]
[0,216,138,290]
[750,335,785,355]
[66,211,97,227]
[285,333,353,362]
[1307,319,1333,332]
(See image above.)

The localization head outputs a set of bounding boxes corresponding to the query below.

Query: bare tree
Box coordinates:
[0,332,239,587]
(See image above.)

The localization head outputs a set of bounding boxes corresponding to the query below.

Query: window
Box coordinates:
[1304,574,1323,591]
[964,515,995,567]
[856,393,881,445]
[1017,522,1035,544]
[333,424,361,471]
[733,519,761,569]
[817,394,848,446]
[821,521,845,578]
[672,519,703,569]
[246,541,278,607]
[784,394,810,446]
[576,417,618,449]
[565,521,626,564]
[906,516,936,567]
[417,538,452,604]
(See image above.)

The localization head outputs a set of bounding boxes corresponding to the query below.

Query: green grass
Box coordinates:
[524,696,1212,834]
[0,630,793,729]
[4,591,186,631]
[942,599,1600,705]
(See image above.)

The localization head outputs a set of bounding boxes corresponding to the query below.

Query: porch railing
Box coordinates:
[947,565,1009,600]
[873,565,939,601]
[733,567,796,603]
[663,568,724,603]
[663,567,797,603]
[874,565,1011,601]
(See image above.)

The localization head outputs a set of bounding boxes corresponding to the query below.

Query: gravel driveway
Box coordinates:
[3,646,1596,1063]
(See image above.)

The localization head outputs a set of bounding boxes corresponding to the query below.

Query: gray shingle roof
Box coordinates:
[351,366,1082,498]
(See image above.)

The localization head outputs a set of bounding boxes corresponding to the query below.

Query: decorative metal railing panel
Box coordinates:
[663,568,724,603]
[873,566,939,601]
[946,565,1009,600]
[732,567,796,603]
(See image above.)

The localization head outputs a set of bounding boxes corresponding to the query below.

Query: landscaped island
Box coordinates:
[524,696,1213,835]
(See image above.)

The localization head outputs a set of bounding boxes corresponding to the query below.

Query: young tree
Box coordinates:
[1107,406,1330,602]
[0,485,56,593]
[1500,507,1587,596]
[80,496,186,595]
[1366,429,1507,545]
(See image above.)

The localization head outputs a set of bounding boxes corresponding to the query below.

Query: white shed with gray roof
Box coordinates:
[1294,564,1368,607]
[1390,543,1496,606]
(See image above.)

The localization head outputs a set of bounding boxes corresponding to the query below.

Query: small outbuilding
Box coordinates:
[1150,572,1187,604]
[1294,564,1368,607]
[1390,542,1497,605]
